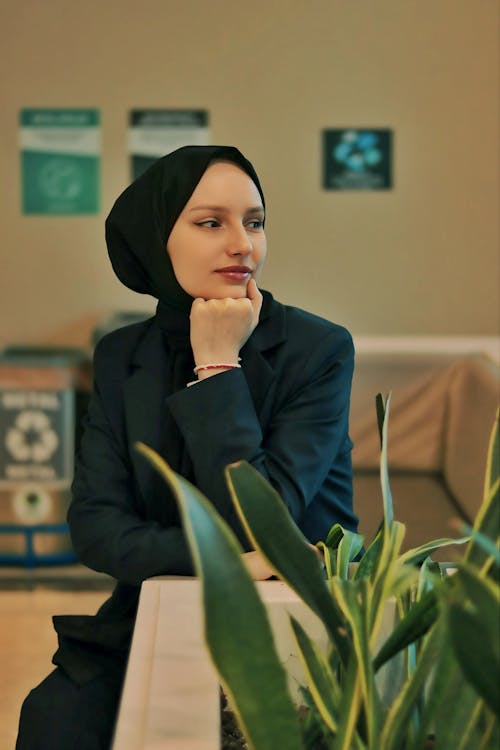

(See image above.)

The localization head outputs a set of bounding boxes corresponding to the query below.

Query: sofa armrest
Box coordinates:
[443,355,499,521]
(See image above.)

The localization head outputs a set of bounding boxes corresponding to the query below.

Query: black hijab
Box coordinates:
[104,146,269,522]
[105,144,266,313]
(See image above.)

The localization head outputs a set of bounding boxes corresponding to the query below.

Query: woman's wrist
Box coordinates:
[196,366,235,381]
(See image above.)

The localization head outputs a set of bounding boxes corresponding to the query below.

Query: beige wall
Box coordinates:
[1,0,498,347]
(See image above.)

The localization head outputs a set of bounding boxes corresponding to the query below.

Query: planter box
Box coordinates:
[112,577,401,750]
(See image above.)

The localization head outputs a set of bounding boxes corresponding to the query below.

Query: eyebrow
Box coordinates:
[188,205,264,214]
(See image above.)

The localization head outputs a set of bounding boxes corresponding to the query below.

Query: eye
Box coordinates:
[197,219,221,228]
[246,219,264,230]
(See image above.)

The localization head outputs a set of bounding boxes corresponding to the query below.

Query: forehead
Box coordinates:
[186,161,263,206]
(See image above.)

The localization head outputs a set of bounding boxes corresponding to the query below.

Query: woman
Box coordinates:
[17,145,358,749]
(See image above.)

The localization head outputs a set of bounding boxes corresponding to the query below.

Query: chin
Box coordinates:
[202,284,248,300]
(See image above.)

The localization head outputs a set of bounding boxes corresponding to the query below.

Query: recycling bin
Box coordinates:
[0,347,91,566]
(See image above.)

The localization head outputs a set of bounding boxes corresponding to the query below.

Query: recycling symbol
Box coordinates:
[39,158,82,200]
[5,410,59,463]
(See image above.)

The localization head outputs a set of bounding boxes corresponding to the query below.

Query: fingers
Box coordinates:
[241,550,275,580]
[247,278,263,321]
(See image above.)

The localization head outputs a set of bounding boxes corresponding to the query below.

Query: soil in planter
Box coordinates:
[220,690,248,750]
[220,689,438,750]
[219,690,331,750]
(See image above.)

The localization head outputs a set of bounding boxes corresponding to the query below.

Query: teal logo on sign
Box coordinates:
[20,108,100,215]
[323,129,393,190]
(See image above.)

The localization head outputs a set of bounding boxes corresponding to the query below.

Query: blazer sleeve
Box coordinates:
[68,346,193,586]
[166,325,354,543]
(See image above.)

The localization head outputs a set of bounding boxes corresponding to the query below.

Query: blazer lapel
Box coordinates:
[241,344,276,418]
[241,297,287,417]
[123,322,168,495]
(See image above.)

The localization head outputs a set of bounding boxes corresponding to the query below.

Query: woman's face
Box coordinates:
[166,161,267,300]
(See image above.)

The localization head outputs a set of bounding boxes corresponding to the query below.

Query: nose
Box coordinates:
[226,223,253,256]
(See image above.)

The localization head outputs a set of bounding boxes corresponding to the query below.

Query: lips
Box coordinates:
[215,266,253,281]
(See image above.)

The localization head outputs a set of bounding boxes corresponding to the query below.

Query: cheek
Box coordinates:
[256,238,267,268]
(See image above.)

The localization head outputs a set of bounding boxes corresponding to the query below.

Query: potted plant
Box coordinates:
[137,395,499,750]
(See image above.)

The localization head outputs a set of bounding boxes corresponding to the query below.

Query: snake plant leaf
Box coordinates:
[465,478,500,569]
[336,530,365,579]
[225,460,350,666]
[353,525,383,580]
[316,541,335,580]
[416,635,490,750]
[369,520,406,637]
[325,523,345,549]
[444,563,500,719]
[398,535,470,567]
[332,652,363,750]
[380,623,444,750]
[483,409,499,498]
[456,523,500,565]
[373,588,439,672]
[298,687,337,750]
[452,562,500,633]
[135,443,304,750]
[387,564,420,601]
[379,392,394,527]
[466,412,499,568]
[375,392,387,449]
[289,616,341,734]
[417,556,444,598]
[447,602,500,720]
[330,578,381,746]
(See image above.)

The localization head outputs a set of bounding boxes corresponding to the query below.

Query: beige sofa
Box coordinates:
[350,351,499,561]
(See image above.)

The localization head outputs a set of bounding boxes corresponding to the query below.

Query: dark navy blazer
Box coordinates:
[53,300,357,683]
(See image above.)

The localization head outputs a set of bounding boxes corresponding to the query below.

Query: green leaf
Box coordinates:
[466,412,500,569]
[483,410,499,498]
[136,443,304,750]
[298,687,337,750]
[399,536,470,567]
[336,531,365,579]
[316,541,335,580]
[456,523,500,565]
[226,461,350,666]
[325,523,345,549]
[373,588,439,672]
[420,636,490,750]
[332,654,362,750]
[369,521,406,638]
[331,578,381,746]
[353,525,383,580]
[417,556,443,599]
[375,392,386,449]
[466,478,500,569]
[388,564,420,601]
[290,616,341,734]
[380,623,444,750]
[379,392,394,527]
[447,601,500,720]
[454,562,500,624]
[444,563,500,719]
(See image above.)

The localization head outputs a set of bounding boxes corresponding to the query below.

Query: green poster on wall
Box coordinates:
[20,109,100,215]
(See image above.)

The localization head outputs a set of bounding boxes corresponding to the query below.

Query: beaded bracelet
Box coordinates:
[193,362,241,374]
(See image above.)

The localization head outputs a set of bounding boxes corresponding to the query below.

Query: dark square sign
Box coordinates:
[323,128,393,190]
